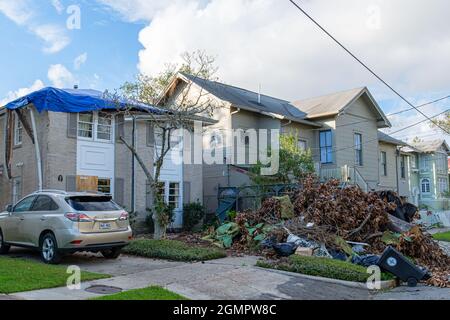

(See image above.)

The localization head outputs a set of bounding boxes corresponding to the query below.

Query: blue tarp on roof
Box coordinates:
[3,87,164,114]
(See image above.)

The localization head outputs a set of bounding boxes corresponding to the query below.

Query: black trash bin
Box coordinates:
[377,246,427,287]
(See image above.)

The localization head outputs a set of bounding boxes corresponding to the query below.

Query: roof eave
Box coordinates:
[232,103,322,128]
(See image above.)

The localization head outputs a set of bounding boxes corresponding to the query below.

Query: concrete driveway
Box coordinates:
[4,248,449,300]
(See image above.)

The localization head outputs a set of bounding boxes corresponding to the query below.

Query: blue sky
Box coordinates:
[0,0,449,142]
[0,1,144,95]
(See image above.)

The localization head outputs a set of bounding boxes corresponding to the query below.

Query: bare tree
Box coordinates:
[111,51,221,239]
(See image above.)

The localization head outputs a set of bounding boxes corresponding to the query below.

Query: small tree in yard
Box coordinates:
[250,133,315,185]
[113,51,220,239]
[430,111,450,133]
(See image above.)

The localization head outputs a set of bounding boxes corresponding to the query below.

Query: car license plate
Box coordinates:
[99,223,111,230]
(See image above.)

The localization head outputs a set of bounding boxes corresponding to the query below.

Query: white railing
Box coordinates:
[315,163,369,192]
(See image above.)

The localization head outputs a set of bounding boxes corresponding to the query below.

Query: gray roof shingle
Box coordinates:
[378,131,408,146]
[180,73,320,127]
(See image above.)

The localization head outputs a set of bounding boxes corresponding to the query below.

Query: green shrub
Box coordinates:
[257,255,394,283]
[123,239,226,261]
[183,202,205,231]
[226,210,237,221]
[433,231,450,242]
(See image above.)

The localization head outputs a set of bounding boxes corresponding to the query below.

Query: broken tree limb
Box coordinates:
[388,214,415,233]
[348,206,374,237]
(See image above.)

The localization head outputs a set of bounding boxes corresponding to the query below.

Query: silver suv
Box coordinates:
[0,190,132,264]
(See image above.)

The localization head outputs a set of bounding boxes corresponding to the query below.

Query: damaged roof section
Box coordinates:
[1,87,165,114]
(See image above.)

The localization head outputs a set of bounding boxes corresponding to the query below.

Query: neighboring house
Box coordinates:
[402,140,450,209]
[0,87,206,229]
[163,73,409,213]
[377,131,411,198]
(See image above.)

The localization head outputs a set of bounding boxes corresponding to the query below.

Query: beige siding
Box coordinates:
[398,152,411,198]
[335,97,380,189]
[282,122,315,151]
[378,142,397,190]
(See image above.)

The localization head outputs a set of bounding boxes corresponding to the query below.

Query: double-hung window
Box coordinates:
[354,133,363,166]
[421,178,431,193]
[97,113,113,141]
[156,182,181,209]
[400,155,406,179]
[381,152,387,176]
[319,130,333,164]
[78,113,94,138]
[298,139,307,151]
[14,115,23,146]
[438,178,448,195]
[78,112,113,142]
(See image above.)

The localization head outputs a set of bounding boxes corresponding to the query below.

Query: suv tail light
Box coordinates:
[119,211,129,221]
[65,212,93,222]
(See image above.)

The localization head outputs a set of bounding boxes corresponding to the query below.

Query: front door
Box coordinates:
[155,129,183,228]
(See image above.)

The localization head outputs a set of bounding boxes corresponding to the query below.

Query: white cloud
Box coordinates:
[51,0,64,14]
[97,0,175,22]
[74,52,88,70]
[0,0,70,53]
[34,24,70,54]
[0,0,32,25]
[101,0,450,142]
[0,79,45,106]
[48,64,76,88]
[101,0,450,99]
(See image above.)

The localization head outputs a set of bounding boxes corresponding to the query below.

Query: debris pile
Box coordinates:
[206,176,450,287]
[293,177,394,249]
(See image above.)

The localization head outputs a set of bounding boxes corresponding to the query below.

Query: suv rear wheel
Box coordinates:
[0,229,11,254]
[40,233,62,264]
[101,247,122,259]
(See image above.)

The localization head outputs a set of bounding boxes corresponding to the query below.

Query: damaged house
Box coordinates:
[0,87,207,229]
[162,73,412,214]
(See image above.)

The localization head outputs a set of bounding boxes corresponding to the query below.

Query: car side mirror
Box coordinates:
[5,204,13,213]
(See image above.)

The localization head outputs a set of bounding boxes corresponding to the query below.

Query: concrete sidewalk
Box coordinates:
[5,250,449,300]
[12,256,373,300]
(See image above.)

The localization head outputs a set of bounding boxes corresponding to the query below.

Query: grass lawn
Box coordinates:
[93,286,188,300]
[123,239,227,262]
[257,255,394,283]
[432,231,450,242]
[0,257,109,294]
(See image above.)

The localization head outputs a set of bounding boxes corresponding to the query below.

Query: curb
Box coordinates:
[255,266,397,290]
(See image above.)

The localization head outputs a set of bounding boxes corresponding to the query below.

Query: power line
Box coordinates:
[334,95,450,129]
[288,0,450,135]
[305,108,449,153]
[387,95,450,116]
[330,109,449,155]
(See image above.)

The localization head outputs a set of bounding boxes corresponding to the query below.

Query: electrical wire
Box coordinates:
[288,0,450,134]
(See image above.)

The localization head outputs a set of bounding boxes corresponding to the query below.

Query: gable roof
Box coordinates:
[410,139,450,154]
[291,87,391,128]
[175,73,321,127]
[378,131,408,146]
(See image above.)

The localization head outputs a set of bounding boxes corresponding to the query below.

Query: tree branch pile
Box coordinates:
[283,176,449,287]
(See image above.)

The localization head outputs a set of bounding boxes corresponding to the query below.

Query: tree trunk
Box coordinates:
[119,136,167,238]
[152,214,165,239]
